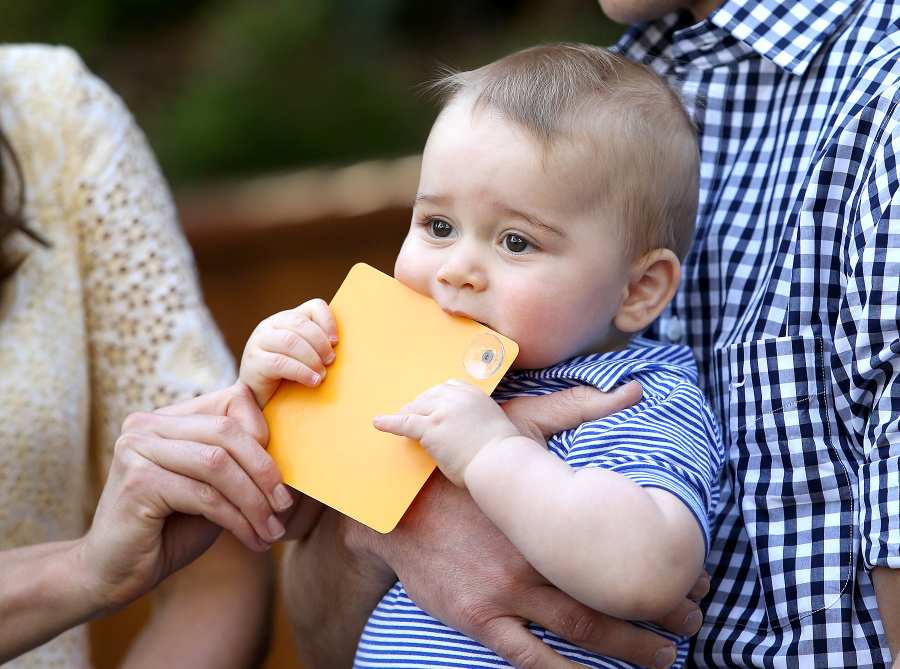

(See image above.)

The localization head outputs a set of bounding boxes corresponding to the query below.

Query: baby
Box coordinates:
[240,43,723,669]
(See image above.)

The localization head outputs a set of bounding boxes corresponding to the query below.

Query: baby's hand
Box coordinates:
[373,380,519,487]
[240,298,338,407]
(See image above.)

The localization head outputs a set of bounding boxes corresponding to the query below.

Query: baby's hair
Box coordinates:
[427,43,699,260]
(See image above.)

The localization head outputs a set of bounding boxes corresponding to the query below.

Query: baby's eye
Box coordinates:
[429,218,454,238]
[503,233,531,253]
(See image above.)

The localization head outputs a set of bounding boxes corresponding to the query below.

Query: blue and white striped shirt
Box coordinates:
[355,339,724,669]
[616,1,900,665]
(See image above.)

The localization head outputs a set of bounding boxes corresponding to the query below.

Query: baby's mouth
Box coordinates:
[444,308,490,329]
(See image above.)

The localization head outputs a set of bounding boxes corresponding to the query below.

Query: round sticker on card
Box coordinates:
[464,333,505,379]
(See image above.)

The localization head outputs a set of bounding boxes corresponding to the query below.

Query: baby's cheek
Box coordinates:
[394,247,431,295]
[501,295,577,368]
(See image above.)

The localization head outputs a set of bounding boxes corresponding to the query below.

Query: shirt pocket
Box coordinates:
[720,334,854,629]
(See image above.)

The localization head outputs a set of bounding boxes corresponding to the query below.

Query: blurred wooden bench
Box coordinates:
[90,155,420,668]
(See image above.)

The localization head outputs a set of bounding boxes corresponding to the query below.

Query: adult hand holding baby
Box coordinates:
[240,292,707,669]
[374,382,704,669]
[375,380,708,667]
[287,380,707,669]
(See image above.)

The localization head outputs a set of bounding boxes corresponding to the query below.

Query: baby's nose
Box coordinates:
[436,253,487,291]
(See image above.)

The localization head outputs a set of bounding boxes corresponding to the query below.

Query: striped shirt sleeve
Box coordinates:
[567,380,724,555]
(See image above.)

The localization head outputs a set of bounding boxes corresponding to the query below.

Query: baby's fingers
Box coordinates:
[255,350,324,387]
[269,313,336,367]
[257,327,330,379]
[373,412,429,441]
[298,298,339,344]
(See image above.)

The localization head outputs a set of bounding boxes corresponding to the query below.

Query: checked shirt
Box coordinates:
[617,1,900,666]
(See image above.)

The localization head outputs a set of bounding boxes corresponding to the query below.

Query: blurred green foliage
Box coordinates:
[0,0,623,185]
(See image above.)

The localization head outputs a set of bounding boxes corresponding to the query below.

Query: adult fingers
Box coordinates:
[688,571,711,601]
[124,411,290,514]
[503,381,642,443]
[152,384,237,418]
[653,597,704,637]
[151,463,270,552]
[516,584,677,669]
[475,616,582,669]
[651,572,710,637]
[153,384,269,446]
[133,432,286,544]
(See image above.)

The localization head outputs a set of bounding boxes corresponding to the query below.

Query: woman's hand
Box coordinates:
[77,382,292,614]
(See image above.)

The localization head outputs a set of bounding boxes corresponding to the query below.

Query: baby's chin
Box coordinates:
[510,348,575,371]
[511,337,611,370]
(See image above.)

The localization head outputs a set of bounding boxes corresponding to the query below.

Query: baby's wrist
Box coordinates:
[238,371,272,408]
[463,434,515,490]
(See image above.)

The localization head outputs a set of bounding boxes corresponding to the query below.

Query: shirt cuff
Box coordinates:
[859,454,900,569]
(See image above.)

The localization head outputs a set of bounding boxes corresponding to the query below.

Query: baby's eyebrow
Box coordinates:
[413,193,565,238]
[494,203,565,238]
[413,193,449,207]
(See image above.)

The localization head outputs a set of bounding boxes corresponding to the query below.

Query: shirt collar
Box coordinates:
[696,0,860,75]
[502,338,698,393]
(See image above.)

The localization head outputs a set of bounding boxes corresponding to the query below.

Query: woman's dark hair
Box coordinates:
[0,128,49,282]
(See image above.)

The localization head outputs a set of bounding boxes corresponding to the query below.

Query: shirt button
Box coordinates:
[665,317,685,342]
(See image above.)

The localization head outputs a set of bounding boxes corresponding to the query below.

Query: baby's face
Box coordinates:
[394,98,634,369]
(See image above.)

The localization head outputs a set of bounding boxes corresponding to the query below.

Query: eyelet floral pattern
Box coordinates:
[0,45,234,667]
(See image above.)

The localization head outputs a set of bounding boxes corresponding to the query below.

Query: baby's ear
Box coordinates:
[613,249,681,334]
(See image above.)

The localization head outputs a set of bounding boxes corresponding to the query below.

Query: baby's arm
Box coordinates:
[239,299,339,407]
[374,380,707,621]
[464,432,704,620]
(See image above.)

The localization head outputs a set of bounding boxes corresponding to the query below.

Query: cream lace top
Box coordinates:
[0,45,236,667]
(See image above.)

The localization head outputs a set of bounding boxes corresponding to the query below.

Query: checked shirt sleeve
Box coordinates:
[833,101,900,570]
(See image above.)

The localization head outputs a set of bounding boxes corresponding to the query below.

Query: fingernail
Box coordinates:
[325,351,336,364]
[329,334,339,344]
[683,609,703,634]
[267,515,285,540]
[310,373,321,385]
[653,645,676,669]
[273,484,293,511]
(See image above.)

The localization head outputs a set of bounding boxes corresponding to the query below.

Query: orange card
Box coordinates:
[264,263,519,533]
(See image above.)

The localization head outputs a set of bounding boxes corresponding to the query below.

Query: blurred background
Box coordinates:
[1,1,623,666]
